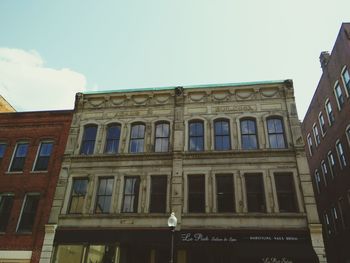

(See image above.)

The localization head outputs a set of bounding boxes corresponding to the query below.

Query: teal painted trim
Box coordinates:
[83,79,287,95]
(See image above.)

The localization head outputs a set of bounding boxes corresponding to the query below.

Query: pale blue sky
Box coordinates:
[0,0,349,118]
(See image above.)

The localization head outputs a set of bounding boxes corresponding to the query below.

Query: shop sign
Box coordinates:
[261,257,293,263]
[181,232,237,243]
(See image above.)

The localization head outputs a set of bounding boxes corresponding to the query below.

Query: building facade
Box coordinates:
[42,80,325,263]
[0,110,72,263]
[302,23,350,263]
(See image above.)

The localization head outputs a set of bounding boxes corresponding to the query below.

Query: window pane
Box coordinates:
[130,124,145,153]
[245,174,265,212]
[122,177,140,213]
[53,245,84,263]
[189,122,204,151]
[80,125,97,155]
[275,173,297,212]
[10,143,29,172]
[216,175,234,213]
[150,176,167,213]
[105,124,121,154]
[214,120,230,150]
[18,194,40,232]
[0,144,7,159]
[0,194,14,232]
[188,175,205,213]
[86,245,117,263]
[241,120,258,150]
[34,142,53,171]
[95,178,114,214]
[267,118,286,149]
[69,179,88,214]
[155,123,169,152]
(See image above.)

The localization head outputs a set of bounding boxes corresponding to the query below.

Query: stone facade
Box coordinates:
[42,80,326,263]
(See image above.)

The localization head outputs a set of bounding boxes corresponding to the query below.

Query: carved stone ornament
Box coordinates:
[235,89,255,100]
[260,87,279,98]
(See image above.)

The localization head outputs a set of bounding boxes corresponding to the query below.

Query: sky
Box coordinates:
[0,0,349,119]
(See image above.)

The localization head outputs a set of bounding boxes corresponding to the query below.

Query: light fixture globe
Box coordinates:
[167,212,177,228]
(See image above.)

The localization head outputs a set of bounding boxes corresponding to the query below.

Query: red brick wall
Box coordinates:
[0,110,72,263]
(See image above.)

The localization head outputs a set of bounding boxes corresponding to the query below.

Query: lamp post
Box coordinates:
[167,212,177,263]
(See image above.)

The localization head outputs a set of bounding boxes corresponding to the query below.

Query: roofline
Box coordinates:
[0,109,73,116]
[83,79,288,95]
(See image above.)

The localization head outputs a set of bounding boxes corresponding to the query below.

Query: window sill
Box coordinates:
[5,171,24,175]
[30,170,48,174]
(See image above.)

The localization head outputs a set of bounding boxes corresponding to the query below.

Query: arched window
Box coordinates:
[154,122,170,152]
[214,119,231,151]
[80,124,98,155]
[267,117,286,149]
[105,123,121,154]
[189,120,204,151]
[240,118,258,150]
[129,123,145,153]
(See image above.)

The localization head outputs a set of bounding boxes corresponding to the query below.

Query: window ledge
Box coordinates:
[5,171,24,175]
[30,170,48,174]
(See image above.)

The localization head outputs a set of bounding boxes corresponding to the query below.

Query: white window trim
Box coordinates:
[341,65,350,98]
[312,123,320,146]
[8,141,29,173]
[318,112,326,137]
[31,140,54,172]
[307,134,313,156]
[16,192,40,232]
[327,151,335,179]
[325,99,334,126]
[333,81,344,111]
[336,140,347,169]
[320,160,328,186]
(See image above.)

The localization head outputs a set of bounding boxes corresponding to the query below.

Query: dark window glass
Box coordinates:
[319,113,327,135]
[324,212,333,237]
[326,101,335,125]
[245,174,265,212]
[342,68,350,94]
[10,142,29,172]
[95,178,114,214]
[339,198,350,229]
[275,173,297,213]
[331,206,342,234]
[0,194,14,232]
[80,125,97,155]
[240,119,258,149]
[321,161,331,185]
[129,124,145,153]
[34,142,53,171]
[336,141,347,168]
[105,124,121,154]
[0,144,6,160]
[155,123,170,152]
[188,175,205,213]
[216,175,234,212]
[17,194,40,232]
[267,118,286,149]
[122,177,140,213]
[335,84,345,109]
[312,124,320,146]
[214,120,231,151]
[328,152,336,178]
[307,134,313,155]
[189,121,204,151]
[150,176,167,213]
[69,178,88,214]
[314,170,322,194]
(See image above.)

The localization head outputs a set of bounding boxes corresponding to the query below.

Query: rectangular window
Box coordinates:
[324,212,333,237]
[122,177,140,213]
[336,141,347,168]
[342,67,350,95]
[245,174,265,212]
[216,175,234,212]
[80,125,98,155]
[326,100,335,125]
[17,193,40,232]
[9,142,29,172]
[129,124,145,153]
[274,173,298,213]
[321,161,330,185]
[267,118,286,148]
[149,176,167,213]
[307,134,313,156]
[314,170,321,194]
[334,83,345,110]
[319,113,326,135]
[188,175,205,213]
[0,143,7,161]
[327,151,336,178]
[339,198,350,229]
[0,193,14,232]
[34,141,53,171]
[214,120,231,150]
[86,245,117,263]
[68,178,88,214]
[241,119,258,149]
[155,123,170,152]
[95,178,114,214]
[312,124,320,146]
[331,205,342,234]
[189,121,204,151]
[53,245,85,263]
[105,124,121,154]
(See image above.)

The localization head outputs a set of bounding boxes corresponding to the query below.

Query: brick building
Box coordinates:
[302,23,350,263]
[41,80,325,263]
[0,110,72,263]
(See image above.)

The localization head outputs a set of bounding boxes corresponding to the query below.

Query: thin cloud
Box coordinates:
[0,48,87,111]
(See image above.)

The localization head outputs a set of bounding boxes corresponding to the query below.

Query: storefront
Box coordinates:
[52,228,319,263]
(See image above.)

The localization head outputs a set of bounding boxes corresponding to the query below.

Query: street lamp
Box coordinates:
[167,212,177,263]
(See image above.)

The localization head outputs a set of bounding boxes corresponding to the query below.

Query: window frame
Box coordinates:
[188,174,205,213]
[188,120,205,152]
[334,81,345,110]
[307,134,313,156]
[121,176,140,213]
[312,123,320,146]
[104,123,121,154]
[68,178,89,214]
[0,193,14,232]
[94,177,114,214]
[80,124,98,155]
[17,193,40,233]
[266,117,287,149]
[240,118,258,150]
[336,140,347,168]
[149,175,167,213]
[154,121,170,153]
[9,141,29,172]
[0,143,7,161]
[129,123,146,153]
[33,141,54,171]
[314,170,321,194]
[216,174,235,213]
[245,173,266,213]
[214,119,231,151]
[325,99,335,126]
[338,197,350,229]
[318,112,327,136]
[327,151,336,179]
[341,66,350,97]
